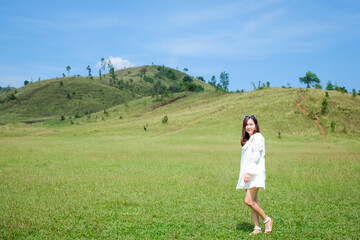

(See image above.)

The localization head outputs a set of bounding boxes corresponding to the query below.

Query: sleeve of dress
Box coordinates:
[245,134,264,175]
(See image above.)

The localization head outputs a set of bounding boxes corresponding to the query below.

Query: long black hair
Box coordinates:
[241,116,260,146]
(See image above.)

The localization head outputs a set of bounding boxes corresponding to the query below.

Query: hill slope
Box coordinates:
[15,87,359,141]
[0,65,212,123]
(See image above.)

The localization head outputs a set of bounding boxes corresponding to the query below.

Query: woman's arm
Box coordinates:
[244,134,264,176]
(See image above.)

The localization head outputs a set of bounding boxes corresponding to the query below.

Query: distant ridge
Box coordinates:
[0,65,212,123]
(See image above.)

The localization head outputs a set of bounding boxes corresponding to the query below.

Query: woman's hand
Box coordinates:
[244,173,251,183]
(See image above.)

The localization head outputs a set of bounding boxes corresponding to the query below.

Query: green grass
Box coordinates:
[0,89,359,239]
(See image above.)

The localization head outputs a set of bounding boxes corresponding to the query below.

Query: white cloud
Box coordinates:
[96,56,135,70]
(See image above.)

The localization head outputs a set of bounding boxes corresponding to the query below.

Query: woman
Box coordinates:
[236,115,273,235]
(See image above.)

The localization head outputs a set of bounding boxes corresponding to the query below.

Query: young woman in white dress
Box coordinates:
[236,115,273,235]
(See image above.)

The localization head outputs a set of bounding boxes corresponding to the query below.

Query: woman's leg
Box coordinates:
[245,188,273,232]
[251,195,261,227]
[244,188,267,221]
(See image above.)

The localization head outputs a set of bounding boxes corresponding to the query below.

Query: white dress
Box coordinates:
[236,132,266,190]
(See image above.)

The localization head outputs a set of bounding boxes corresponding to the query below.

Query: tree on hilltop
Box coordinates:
[326,81,333,90]
[100,57,107,74]
[220,71,229,91]
[299,71,320,88]
[107,60,114,73]
[196,76,205,82]
[66,66,71,76]
[209,75,216,86]
[86,65,92,79]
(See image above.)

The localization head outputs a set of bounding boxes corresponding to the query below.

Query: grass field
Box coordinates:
[1,89,359,239]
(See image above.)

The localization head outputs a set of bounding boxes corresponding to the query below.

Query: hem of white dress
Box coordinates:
[236,186,265,190]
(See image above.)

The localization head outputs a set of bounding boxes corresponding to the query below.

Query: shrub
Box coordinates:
[182,76,193,83]
[352,89,357,98]
[165,70,177,80]
[7,93,16,101]
[60,116,65,121]
[308,111,316,120]
[162,115,168,124]
[321,98,328,114]
[342,127,347,134]
[314,83,323,89]
[183,82,204,92]
[168,84,183,93]
[196,76,205,82]
[334,86,347,93]
[143,76,154,83]
[330,121,336,132]
[153,81,166,95]
[117,79,125,89]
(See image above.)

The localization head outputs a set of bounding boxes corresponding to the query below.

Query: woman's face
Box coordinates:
[245,118,256,135]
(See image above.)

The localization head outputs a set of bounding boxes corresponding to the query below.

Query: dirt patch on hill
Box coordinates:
[133,95,187,118]
[297,95,326,142]
[152,95,187,110]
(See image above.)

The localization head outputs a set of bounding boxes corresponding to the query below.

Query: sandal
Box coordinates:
[249,226,262,235]
[263,217,273,234]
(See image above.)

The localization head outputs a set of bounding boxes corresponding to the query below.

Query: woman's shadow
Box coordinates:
[236,222,254,232]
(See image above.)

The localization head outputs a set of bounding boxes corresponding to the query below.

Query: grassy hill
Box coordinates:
[0,87,359,239]
[36,87,360,140]
[0,65,211,123]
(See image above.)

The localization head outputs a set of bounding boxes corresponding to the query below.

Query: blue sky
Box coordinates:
[0,0,359,92]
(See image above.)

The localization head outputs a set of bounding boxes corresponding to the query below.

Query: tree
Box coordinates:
[182,76,192,83]
[66,66,71,76]
[24,80,29,86]
[100,57,106,73]
[326,81,333,90]
[183,68,188,73]
[209,75,216,86]
[99,69,102,81]
[86,65,92,78]
[107,60,114,73]
[219,71,229,91]
[216,83,223,91]
[110,67,116,84]
[314,83,322,89]
[334,85,347,93]
[196,76,205,82]
[299,71,320,88]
